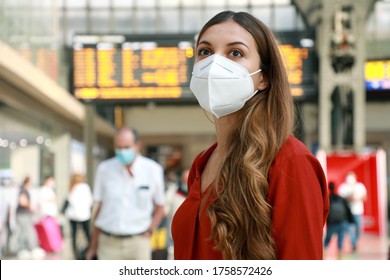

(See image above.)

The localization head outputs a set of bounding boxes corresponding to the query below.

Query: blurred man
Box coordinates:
[86,127,165,260]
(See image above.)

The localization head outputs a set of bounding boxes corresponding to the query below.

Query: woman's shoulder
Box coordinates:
[275,135,314,160]
[269,135,321,174]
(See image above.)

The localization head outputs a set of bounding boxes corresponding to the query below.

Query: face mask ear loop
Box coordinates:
[252,69,264,95]
[249,68,262,76]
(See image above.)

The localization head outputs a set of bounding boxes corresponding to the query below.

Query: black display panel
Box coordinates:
[72,32,318,103]
[72,34,195,102]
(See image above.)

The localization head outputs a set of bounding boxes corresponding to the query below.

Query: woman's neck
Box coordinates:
[214,114,236,154]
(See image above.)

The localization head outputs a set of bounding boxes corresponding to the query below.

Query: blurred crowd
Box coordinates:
[0,167,189,260]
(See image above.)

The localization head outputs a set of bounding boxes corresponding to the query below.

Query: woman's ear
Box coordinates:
[256,74,268,91]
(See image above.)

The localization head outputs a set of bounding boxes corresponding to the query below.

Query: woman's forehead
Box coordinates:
[198,20,256,49]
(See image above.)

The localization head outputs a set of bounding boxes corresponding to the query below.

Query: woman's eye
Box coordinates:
[198,49,211,56]
[230,50,243,57]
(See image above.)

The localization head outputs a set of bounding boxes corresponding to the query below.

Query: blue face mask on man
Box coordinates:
[115,148,137,165]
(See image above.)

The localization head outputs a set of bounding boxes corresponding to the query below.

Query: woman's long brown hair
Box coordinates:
[197,11,294,259]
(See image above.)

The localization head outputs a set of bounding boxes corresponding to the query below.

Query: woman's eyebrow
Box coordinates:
[198,40,250,50]
[197,40,212,46]
[227,41,249,49]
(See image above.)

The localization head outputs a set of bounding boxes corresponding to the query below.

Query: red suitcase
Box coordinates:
[34,216,63,253]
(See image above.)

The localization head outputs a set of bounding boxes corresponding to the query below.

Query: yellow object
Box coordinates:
[151,228,167,250]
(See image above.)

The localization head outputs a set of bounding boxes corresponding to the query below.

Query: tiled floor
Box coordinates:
[36,233,390,261]
[323,233,389,260]
[2,232,389,260]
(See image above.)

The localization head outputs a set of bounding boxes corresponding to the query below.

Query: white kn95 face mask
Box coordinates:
[190,54,262,118]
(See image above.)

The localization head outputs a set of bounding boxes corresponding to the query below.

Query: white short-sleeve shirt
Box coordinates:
[338,182,367,215]
[93,155,165,235]
[66,182,93,222]
[38,187,58,217]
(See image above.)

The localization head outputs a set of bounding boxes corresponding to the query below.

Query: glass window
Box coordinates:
[252,7,272,28]
[65,0,87,8]
[228,0,248,6]
[205,0,226,7]
[7,0,19,8]
[31,9,53,36]
[160,9,180,33]
[3,8,28,40]
[113,10,134,33]
[135,0,156,8]
[274,0,291,5]
[182,0,201,8]
[274,5,295,31]
[113,0,134,7]
[89,0,110,8]
[31,0,52,8]
[375,2,390,38]
[136,9,157,33]
[67,10,88,35]
[90,10,111,33]
[203,8,230,24]
[251,0,273,5]
[160,0,180,8]
[182,8,203,33]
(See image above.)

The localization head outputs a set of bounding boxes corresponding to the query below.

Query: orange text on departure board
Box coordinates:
[72,41,196,99]
[279,44,309,85]
[74,48,96,87]
[97,48,118,87]
[141,47,188,86]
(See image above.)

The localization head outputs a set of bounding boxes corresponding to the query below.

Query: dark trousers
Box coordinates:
[69,220,90,259]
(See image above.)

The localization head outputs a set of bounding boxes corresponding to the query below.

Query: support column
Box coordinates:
[84,102,96,188]
[316,0,370,154]
[351,2,367,153]
[317,0,334,153]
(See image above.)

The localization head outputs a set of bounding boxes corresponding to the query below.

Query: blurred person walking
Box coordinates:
[38,176,58,218]
[34,175,63,254]
[338,171,367,252]
[0,177,19,257]
[0,180,11,257]
[323,182,354,259]
[64,173,93,259]
[86,127,165,260]
[13,176,45,259]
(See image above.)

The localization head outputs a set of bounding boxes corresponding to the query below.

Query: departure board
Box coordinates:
[279,44,310,97]
[72,34,195,101]
[276,31,317,99]
[365,60,390,91]
[72,32,317,102]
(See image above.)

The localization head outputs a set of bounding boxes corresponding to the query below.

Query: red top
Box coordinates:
[171,136,329,260]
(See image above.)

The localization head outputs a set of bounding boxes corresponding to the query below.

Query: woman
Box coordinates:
[14,176,45,259]
[38,176,58,218]
[171,11,329,260]
[64,174,93,259]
